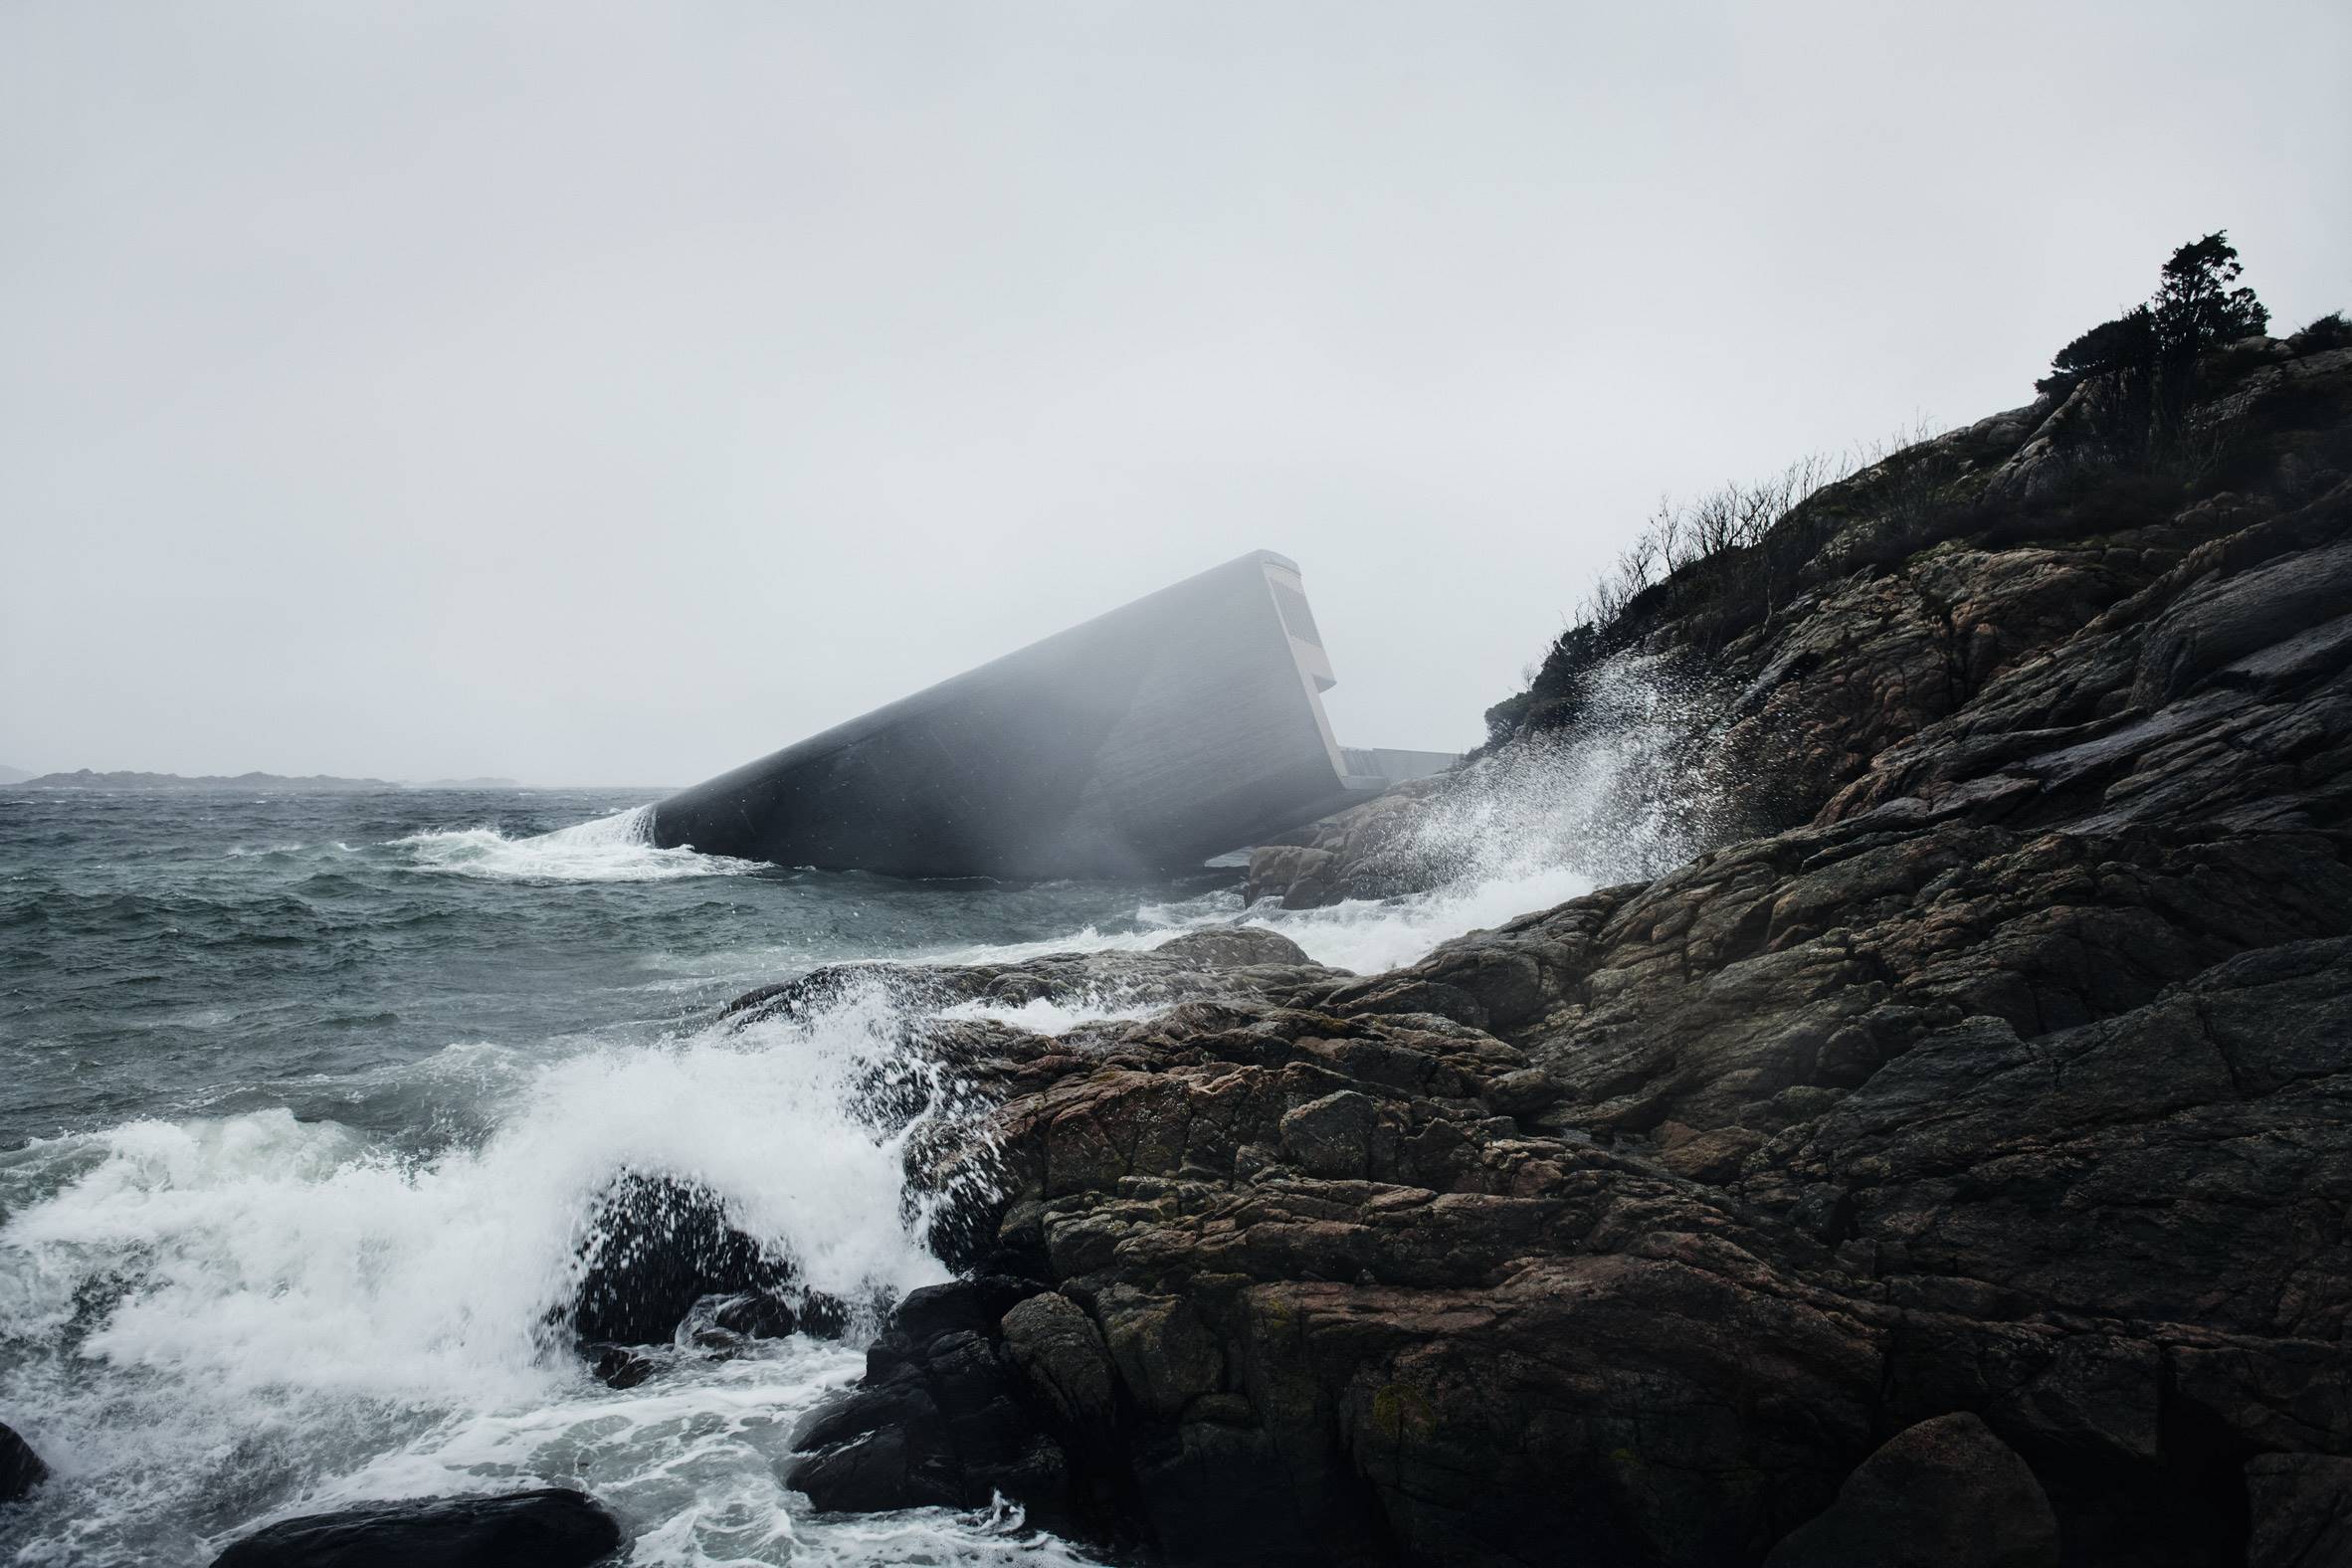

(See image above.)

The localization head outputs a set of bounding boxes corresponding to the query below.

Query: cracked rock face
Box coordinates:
[782,353,2352,1566]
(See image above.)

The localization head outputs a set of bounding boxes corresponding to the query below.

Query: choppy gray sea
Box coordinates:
[0,786,1603,1564]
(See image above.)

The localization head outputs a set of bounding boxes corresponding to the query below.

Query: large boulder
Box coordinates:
[784,1275,1122,1535]
[209,1488,622,1568]
[0,1421,46,1502]
[999,1291,1117,1435]
[1765,1413,2058,1568]
[565,1173,844,1351]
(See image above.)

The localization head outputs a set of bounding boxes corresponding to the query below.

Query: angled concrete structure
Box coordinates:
[650,551,1452,879]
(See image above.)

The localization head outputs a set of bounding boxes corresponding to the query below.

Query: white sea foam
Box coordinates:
[399,805,761,883]
[917,885,1594,983]
[0,986,987,1566]
[1238,653,1723,972]
[1236,864,1596,976]
[1411,658,1722,884]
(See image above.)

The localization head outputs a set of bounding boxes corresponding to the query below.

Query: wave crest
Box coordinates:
[0,979,962,1563]
[399,807,759,883]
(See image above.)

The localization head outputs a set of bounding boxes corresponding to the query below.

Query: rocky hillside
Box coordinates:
[621,333,2352,1568]
[1250,325,2352,912]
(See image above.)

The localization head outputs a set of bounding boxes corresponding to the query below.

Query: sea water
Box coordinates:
[0,745,1704,1564]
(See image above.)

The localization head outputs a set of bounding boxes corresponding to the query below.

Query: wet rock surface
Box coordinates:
[783,1274,1135,1539]
[783,358,2352,1564]
[566,1172,848,1361]
[207,1488,622,1567]
[0,1422,46,1503]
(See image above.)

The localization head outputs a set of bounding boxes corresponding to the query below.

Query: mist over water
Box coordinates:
[0,705,1710,1564]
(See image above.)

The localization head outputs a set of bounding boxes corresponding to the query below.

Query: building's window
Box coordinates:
[1271,582,1323,648]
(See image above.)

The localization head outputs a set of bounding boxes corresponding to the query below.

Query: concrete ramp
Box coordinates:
[651,551,1449,879]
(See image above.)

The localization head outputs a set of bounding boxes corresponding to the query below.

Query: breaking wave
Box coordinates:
[1242,864,1594,975]
[398,805,761,883]
[0,985,984,1566]
[1235,653,1726,974]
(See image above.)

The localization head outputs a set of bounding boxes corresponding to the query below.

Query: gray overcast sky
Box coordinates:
[3,2,2346,784]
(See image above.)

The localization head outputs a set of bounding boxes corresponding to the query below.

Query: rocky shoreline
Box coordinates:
[766,334,2352,1567]
[187,333,2350,1565]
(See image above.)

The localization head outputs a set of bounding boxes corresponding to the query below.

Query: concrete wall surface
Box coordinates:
[651,551,1360,879]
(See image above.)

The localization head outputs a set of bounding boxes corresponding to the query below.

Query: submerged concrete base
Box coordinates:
[651,551,1450,880]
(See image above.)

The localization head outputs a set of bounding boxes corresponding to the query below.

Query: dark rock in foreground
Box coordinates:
[567,1172,847,1356]
[785,1276,1093,1527]
[2246,1454,2352,1568]
[0,1421,47,1502]
[208,1489,621,1568]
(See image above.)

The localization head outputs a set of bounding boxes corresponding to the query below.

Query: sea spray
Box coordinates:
[909,659,1726,982]
[1401,652,1731,889]
[1230,652,1733,974]
[0,980,976,1566]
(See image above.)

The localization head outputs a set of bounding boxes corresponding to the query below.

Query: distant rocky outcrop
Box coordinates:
[771,335,2352,1565]
[15,769,404,793]
[11,769,523,792]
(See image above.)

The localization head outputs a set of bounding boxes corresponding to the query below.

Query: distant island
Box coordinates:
[10,770,522,792]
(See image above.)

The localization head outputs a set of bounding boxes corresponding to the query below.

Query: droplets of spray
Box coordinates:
[1240,653,1731,972]
[1400,652,1730,891]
